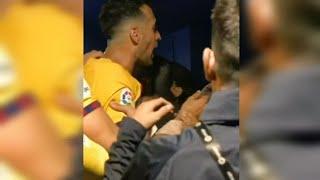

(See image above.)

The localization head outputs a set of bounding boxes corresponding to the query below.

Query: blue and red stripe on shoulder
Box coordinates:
[0,93,36,124]
[83,100,101,117]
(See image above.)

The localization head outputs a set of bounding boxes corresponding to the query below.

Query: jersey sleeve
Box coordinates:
[103,87,135,124]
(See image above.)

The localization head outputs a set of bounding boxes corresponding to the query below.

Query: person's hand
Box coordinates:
[110,98,174,129]
[176,90,210,127]
[84,50,104,64]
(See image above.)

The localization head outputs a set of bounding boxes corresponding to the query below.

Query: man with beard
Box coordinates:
[84,0,161,176]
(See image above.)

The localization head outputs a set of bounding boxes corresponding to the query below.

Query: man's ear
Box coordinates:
[202,48,216,81]
[129,27,141,45]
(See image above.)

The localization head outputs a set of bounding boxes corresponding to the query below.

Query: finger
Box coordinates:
[146,97,173,109]
[84,50,103,64]
[91,51,104,58]
[199,94,211,103]
[154,104,174,120]
[109,101,133,115]
[190,90,202,99]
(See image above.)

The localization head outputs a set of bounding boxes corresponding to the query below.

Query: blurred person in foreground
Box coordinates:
[242,0,320,179]
[103,0,239,179]
[84,0,161,176]
[0,0,83,179]
[0,0,83,138]
[0,45,72,179]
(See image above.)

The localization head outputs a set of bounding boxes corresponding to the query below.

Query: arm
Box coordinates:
[104,117,147,180]
[83,101,119,151]
[155,90,210,137]
[83,78,119,150]
[104,98,174,180]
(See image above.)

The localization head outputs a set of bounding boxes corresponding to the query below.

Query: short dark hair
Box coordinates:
[211,0,240,83]
[99,0,151,39]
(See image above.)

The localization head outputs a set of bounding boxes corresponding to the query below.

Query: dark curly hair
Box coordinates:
[211,0,239,83]
[99,0,152,39]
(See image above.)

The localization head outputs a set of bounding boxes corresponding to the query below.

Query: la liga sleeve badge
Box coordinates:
[120,88,133,105]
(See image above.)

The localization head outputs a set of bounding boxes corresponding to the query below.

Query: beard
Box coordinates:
[137,54,153,67]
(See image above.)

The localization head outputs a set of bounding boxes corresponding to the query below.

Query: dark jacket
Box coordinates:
[105,88,239,180]
[244,64,320,180]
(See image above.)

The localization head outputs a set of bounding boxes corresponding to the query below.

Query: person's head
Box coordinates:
[203,0,239,88]
[247,0,276,52]
[100,0,161,66]
[273,0,320,58]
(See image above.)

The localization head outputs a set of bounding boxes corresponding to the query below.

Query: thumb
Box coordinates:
[155,104,174,119]
[191,90,202,99]
[109,101,134,116]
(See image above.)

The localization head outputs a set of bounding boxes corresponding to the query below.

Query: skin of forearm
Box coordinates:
[154,119,184,136]
[83,108,119,150]
[155,110,199,137]
[0,107,73,180]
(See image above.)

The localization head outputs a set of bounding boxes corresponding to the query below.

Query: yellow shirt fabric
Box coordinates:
[0,3,83,138]
[83,78,110,176]
[85,58,141,122]
[0,46,25,180]
[83,58,141,175]
[0,45,21,106]
[0,3,82,179]
[83,79,95,107]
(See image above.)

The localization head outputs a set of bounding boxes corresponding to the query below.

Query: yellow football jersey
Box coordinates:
[83,79,95,107]
[0,3,82,179]
[0,46,26,180]
[83,58,141,175]
[0,3,83,138]
[83,78,109,176]
[0,45,21,106]
[85,57,141,122]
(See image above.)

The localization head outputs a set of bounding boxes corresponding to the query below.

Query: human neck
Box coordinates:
[103,42,137,74]
[264,44,293,73]
[212,79,237,92]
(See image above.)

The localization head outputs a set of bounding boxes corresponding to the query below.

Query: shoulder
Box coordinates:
[85,58,137,85]
[85,58,123,75]
[153,128,239,180]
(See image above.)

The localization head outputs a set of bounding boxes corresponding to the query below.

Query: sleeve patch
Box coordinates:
[120,88,133,105]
